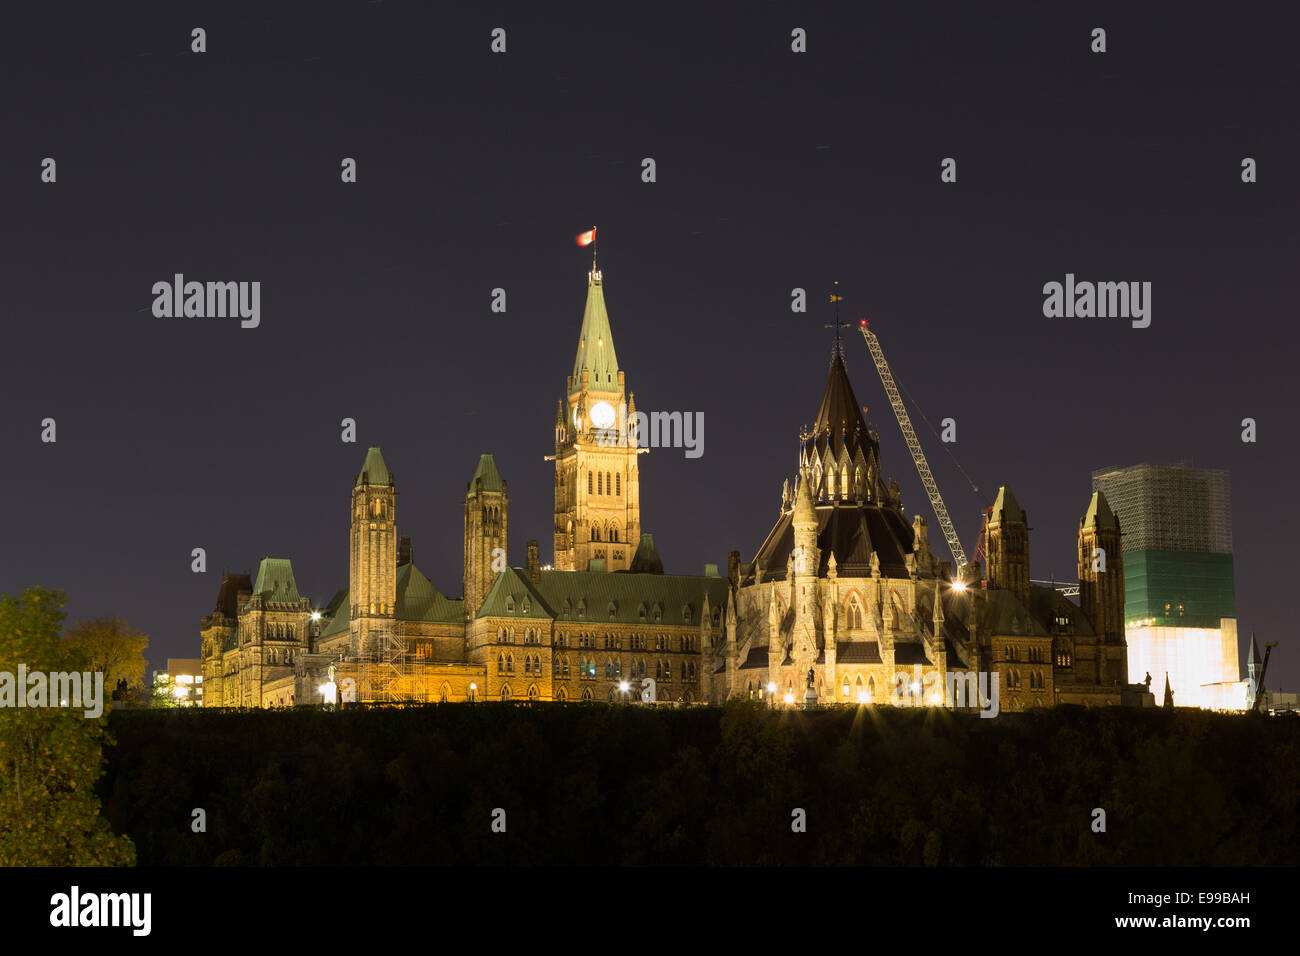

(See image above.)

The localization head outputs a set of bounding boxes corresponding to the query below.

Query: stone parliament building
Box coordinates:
[200,266,1142,711]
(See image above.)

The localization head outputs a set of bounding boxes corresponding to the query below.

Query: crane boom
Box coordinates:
[858,322,968,570]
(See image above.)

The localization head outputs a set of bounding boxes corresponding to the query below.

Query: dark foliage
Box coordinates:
[99,702,1299,866]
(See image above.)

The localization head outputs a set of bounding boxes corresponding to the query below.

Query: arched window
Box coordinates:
[688,662,696,679]
[868,675,876,698]
[557,687,568,702]
[582,688,593,701]
[501,686,511,702]
[592,526,601,542]
[611,527,618,543]
[563,657,570,676]
[842,677,850,697]
[579,656,586,676]
[847,599,863,630]
[606,660,612,678]
[497,653,504,674]
[507,654,514,673]
[528,685,539,701]
[616,474,621,496]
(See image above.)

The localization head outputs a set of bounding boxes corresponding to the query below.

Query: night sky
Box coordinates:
[2,2,1296,690]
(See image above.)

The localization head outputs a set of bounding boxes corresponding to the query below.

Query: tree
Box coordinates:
[63,616,149,690]
[0,588,136,865]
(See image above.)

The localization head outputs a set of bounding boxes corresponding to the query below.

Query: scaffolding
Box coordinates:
[347,622,439,705]
[1091,462,1232,554]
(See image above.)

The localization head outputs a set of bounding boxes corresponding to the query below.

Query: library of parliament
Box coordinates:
[200,264,1142,712]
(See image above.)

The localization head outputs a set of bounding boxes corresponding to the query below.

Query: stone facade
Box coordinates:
[200,266,1142,712]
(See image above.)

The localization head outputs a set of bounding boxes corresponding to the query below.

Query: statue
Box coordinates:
[807,667,816,689]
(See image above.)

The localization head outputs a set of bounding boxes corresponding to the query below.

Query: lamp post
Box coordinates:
[766,681,777,708]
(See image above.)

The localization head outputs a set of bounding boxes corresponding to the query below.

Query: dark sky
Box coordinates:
[2,2,1297,690]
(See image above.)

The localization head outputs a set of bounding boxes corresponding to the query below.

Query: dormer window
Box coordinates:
[506,596,515,613]
[682,605,692,625]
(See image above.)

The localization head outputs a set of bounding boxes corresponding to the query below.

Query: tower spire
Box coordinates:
[825,281,850,362]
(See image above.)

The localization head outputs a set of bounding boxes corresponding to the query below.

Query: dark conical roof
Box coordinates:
[805,353,877,462]
[628,533,664,574]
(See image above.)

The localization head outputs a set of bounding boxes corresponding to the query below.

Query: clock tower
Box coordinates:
[552,266,642,572]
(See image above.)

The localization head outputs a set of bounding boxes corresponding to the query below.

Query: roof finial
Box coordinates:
[825,281,850,362]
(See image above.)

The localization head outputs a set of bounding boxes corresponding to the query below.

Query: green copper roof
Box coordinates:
[355,446,391,487]
[570,273,620,392]
[1082,491,1118,530]
[319,592,350,639]
[252,558,301,603]
[629,533,664,575]
[991,486,1024,524]
[395,564,465,624]
[476,567,730,627]
[986,589,1050,637]
[468,453,503,494]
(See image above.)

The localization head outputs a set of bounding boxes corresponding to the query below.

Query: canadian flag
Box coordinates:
[575,227,597,247]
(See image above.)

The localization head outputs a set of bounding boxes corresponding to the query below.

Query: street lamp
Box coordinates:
[618,680,630,702]
[766,681,777,707]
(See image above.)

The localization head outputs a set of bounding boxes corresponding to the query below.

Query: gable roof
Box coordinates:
[319,592,350,639]
[395,564,464,624]
[477,567,730,627]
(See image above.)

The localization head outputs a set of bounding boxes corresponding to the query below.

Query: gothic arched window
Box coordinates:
[588,472,593,494]
[616,474,621,496]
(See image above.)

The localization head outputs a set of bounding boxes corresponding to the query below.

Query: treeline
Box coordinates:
[99,702,1299,866]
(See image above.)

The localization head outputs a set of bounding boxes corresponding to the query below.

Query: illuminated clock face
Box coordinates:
[590,401,616,429]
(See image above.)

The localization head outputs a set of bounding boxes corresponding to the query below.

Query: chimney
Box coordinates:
[526,539,540,581]
[397,535,412,567]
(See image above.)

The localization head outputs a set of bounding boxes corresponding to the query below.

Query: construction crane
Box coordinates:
[1250,639,1278,713]
[856,318,969,571]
